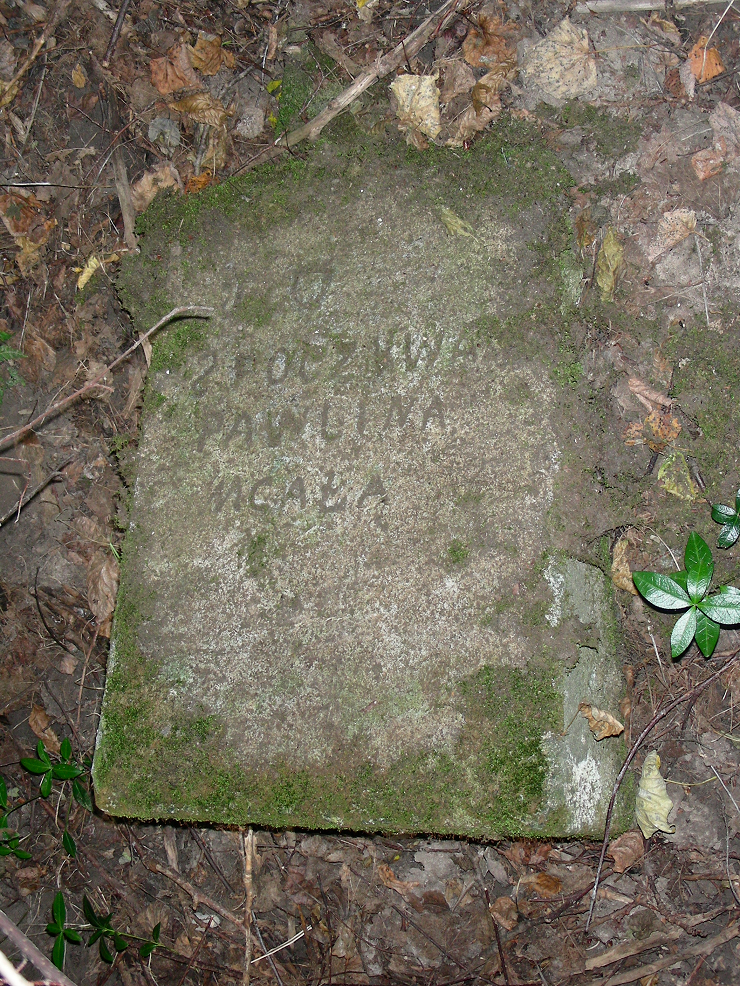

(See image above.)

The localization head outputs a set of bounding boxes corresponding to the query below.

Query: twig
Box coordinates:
[242,829,254,986]
[576,0,736,11]
[251,928,308,965]
[585,649,740,930]
[0,949,33,986]
[252,919,283,986]
[0,908,80,986]
[0,307,213,455]
[277,0,466,147]
[0,458,71,529]
[0,0,71,111]
[493,920,509,986]
[102,0,133,66]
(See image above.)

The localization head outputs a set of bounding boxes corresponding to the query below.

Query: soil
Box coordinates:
[1,1,740,984]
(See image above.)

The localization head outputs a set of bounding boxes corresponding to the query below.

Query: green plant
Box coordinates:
[712,488,740,548]
[633,532,740,659]
[46,892,82,970]
[0,775,32,860]
[20,738,92,857]
[0,330,23,363]
[83,896,162,962]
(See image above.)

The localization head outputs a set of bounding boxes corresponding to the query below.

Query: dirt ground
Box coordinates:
[1,0,740,984]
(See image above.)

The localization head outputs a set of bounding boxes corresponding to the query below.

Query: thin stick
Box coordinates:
[0,458,71,528]
[242,828,254,986]
[0,949,33,986]
[251,928,308,965]
[0,306,213,455]
[585,649,740,930]
[576,0,736,11]
[102,0,133,67]
[277,0,465,147]
[0,908,80,986]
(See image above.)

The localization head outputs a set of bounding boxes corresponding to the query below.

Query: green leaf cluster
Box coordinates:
[0,775,32,860]
[83,896,162,962]
[46,892,82,970]
[633,533,740,659]
[712,488,740,548]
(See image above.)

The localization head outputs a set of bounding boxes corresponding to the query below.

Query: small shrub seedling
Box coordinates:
[46,892,83,970]
[711,488,740,548]
[633,532,740,659]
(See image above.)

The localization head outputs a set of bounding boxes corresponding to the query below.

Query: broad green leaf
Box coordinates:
[720,585,740,598]
[736,488,740,513]
[112,933,128,953]
[152,923,161,942]
[140,941,157,958]
[40,771,52,798]
[72,778,93,812]
[46,922,62,936]
[0,776,6,810]
[64,929,82,944]
[52,892,66,929]
[36,741,50,764]
[671,606,697,658]
[671,570,689,592]
[712,503,737,523]
[699,593,740,625]
[62,829,76,858]
[52,764,83,781]
[99,939,114,964]
[687,558,713,602]
[695,610,720,658]
[633,571,691,610]
[52,933,66,970]
[0,814,7,830]
[21,758,51,775]
[13,847,32,860]
[88,929,103,946]
[83,895,100,927]
[684,532,712,576]
[718,521,740,549]
[60,738,72,761]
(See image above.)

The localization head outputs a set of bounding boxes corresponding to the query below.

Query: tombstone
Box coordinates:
[93,128,631,836]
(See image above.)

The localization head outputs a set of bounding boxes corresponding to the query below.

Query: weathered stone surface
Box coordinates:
[93,129,631,836]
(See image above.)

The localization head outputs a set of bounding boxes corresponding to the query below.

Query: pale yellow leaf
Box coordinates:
[71,63,87,89]
[76,255,102,291]
[635,751,675,839]
[390,74,441,140]
[596,227,624,302]
[611,537,637,594]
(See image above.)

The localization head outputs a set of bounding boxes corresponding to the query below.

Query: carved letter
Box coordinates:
[373,332,394,373]
[285,476,306,509]
[264,406,308,446]
[267,350,289,384]
[422,395,446,432]
[357,475,387,509]
[249,475,274,511]
[383,395,417,431]
[320,471,346,513]
[321,400,344,442]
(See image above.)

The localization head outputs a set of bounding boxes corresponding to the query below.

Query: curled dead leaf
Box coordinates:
[635,751,675,839]
[188,32,235,75]
[579,702,624,740]
[131,162,183,213]
[87,550,120,638]
[596,227,624,303]
[170,91,231,128]
[438,59,476,104]
[687,36,724,83]
[462,5,518,73]
[607,830,644,873]
[0,188,56,274]
[521,18,596,99]
[151,43,201,95]
[29,704,61,755]
[489,895,518,930]
[519,872,562,898]
[648,209,696,262]
[611,537,637,594]
[627,376,671,412]
[377,863,420,901]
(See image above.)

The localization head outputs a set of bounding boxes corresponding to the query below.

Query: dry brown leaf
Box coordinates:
[445,100,499,147]
[23,332,56,377]
[462,5,518,72]
[131,162,183,213]
[640,975,659,986]
[151,43,201,95]
[611,537,637,594]
[29,704,61,755]
[188,32,235,75]
[607,830,644,873]
[438,59,476,104]
[521,18,597,99]
[170,91,231,128]
[185,171,218,194]
[648,208,697,262]
[628,376,671,412]
[691,142,725,180]
[489,895,518,930]
[87,550,120,638]
[503,841,552,869]
[646,13,682,46]
[377,863,420,900]
[390,74,441,140]
[71,62,87,88]
[59,654,78,675]
[642,410,681,452]
[575,209,597,254]
[579,702,624,741]
[520,872,562,898]
[596,227,624,302]
[688,36,724,83]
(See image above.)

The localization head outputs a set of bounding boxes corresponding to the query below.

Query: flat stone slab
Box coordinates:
[93,126,630,836]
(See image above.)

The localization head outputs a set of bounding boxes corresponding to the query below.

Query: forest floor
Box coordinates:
[1,0,740,984]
